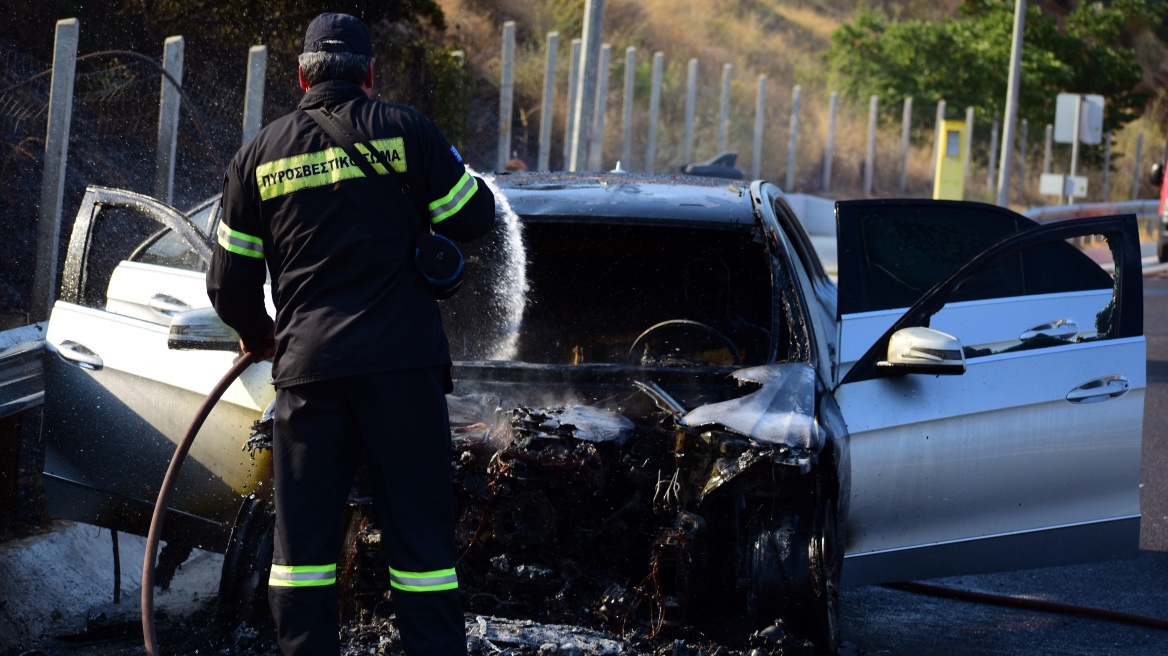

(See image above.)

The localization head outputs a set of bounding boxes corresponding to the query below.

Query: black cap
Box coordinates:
[302,13,373,56]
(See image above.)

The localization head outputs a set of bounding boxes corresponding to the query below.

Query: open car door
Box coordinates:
[42,187,273,550]
[835,212,1144,586]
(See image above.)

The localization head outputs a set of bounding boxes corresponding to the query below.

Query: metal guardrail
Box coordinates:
[1023,200,1161,224]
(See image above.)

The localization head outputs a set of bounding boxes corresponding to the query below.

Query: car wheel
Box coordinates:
[218,495,274,626]
[1159,240,1168,264]
[745,478,840,655]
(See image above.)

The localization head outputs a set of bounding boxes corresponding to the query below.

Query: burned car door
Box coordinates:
[834,214,1144,586]
[42,187,273,550]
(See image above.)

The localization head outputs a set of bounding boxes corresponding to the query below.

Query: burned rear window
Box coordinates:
[442,219,774,367]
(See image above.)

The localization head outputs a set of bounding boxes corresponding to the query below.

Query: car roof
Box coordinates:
[489,172,757,227]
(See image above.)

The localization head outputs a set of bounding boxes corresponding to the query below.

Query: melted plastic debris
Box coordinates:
[680,363,818,450]
[511,405,634,445]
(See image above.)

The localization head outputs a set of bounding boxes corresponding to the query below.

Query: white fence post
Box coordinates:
[898,96,912,194]
[620,46,635,169]
[987,118,999,194]
[569,0,605,172]
[683,58,698,164]
[751,74,766,180]
[823,91,837,191]
[962,107,974,192]
[646,52,663,173]
[1101,132,1112,202]
[1132,134,1144,200]
[718,63,731,153]
[241,45,267,145]
[537,32,559,172]
[496,22,516,171]
[154,35,184,204]
[931,99,946,190]
[785,85,801,191]
[587,43,611,171]
[863,95,878,195]
[1016,118,1028,201]
[565,38,582,169]
[1043,123,1053,174]
[32,17,79,322]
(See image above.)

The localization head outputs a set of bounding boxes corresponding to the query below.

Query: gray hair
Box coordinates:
[298,50,372,87]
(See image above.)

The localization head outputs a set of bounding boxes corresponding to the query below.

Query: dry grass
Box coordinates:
[432,0,1166,203]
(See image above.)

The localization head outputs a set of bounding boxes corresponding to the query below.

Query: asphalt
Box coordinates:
[836,273,1168,656]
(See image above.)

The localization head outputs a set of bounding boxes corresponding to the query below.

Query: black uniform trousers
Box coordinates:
[268,367,465,655]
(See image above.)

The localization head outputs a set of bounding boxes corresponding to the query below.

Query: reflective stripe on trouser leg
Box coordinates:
[389,566,458,592]
[269,563,337,587]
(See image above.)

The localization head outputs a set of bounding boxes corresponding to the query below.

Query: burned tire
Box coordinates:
[745,478,840,655]
[218,495,274,626]
[1158,240,1168,264]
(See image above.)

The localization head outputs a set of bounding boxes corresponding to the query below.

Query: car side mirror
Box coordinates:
[168,307,240,352]
[1152,162,1164,188]
[876,327,966,376]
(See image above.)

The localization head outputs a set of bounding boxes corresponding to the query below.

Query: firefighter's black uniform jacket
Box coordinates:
[208,79,494,387]
[207,80,494,656]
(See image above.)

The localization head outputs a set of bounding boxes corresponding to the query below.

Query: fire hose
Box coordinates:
[141,352,262,656]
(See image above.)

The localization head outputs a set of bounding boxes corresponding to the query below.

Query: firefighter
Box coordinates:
[207,13,495,655]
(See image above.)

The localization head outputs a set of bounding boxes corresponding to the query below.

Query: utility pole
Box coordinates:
[496,22,515,172]
[537,32,558,172]
[154,35,184,204]
[996,0,1026,207]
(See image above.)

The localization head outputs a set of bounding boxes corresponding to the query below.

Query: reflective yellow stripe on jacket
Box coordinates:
[428,172,477,224]
[217,222,264,259]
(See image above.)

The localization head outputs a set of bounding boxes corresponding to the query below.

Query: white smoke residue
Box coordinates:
[473,168,528,361]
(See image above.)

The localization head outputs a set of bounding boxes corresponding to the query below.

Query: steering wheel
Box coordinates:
[627,319,742,366]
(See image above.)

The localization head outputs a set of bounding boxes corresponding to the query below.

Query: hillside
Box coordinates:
[437,0,1167,201]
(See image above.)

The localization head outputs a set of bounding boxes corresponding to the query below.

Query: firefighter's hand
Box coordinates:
[241,326,276,360]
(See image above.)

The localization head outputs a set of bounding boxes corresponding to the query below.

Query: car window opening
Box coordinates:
[443,220,777,367]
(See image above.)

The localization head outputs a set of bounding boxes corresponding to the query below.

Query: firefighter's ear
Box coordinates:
[362,59,375,98]
[298,65,310,92]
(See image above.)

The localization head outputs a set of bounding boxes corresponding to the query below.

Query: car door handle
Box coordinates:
[56,340,104,371]
[1066,375,1128,404]
[148,294,192,317]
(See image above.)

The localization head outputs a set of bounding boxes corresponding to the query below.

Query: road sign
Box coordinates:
[1054,94,1103,145]
[1040,173,1088,198]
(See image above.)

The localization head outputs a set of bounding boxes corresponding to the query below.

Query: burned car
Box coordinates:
[38,174,1145,653]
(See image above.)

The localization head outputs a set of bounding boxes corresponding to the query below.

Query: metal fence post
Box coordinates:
[751,74,766,180]
[154,35,184,204]
[987,118,999,194]
[1132,134,1144,200]
[569,0,605,172]
[1016,118,1028,201]
[863,95,878,196]
[683,58,698,164]
[537,32,559,172]
[898,96,912,194]
[587,43,611,171]
[646,52,663,173]
[496,21,516,171]
[718,63,732,154]
[785,85,801,191]
[620,46,635,169]
[823,91,837,191]
[32,17,79,323]
[1043,123,1053,174]
[1101,132,1112,202]
[566,38,582,169]
[241,45,267,145]
[962,107,974,192]
[931,99,946,190]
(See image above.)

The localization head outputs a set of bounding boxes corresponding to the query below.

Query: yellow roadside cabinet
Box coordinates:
[933,119,968,200]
